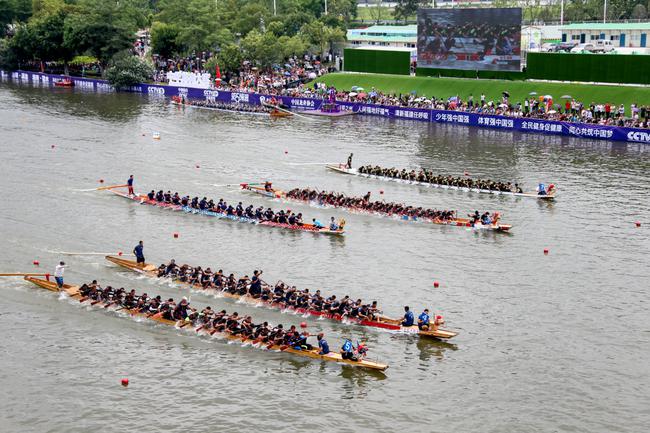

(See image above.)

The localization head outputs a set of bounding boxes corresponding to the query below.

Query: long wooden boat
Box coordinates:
[171,98,271,117]
[106,255,458,340]
[22,275,388,372]
[241,184,512,232]
[109,189,344,235]
[326,164,556,200]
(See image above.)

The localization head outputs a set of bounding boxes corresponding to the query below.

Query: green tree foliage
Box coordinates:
[393,0,420,24]
[631,3,648,18]
[63,0,138,76]
[241,29,282,67]
[0,0,33,35]
[300,20,345,57]
[150,21,180,58]
[106,52,154,88]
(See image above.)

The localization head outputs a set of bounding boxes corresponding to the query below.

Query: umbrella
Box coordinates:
[561,95,572,99]
[284,72,291,76]
[529,91,538,95]
[308,72,317,79]
[349,92,358,97]
[502,91,510,97]
[355,87,364,91]
[544,94,553,100]
[548,110,557,114]
[410,90,417,95]
[499,103,508,108]
[358,92,367,98]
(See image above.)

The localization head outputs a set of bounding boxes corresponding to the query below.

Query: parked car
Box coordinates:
[556,42,578,52]
[541,43,559,52]
[570,43,596,53]
[594,40,615,52]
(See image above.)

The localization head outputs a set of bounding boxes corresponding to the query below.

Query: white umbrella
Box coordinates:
[529,91,538,95]
[561,95,572,99]
[308,72,317,79]
[349,92,358,97]
[548,110,557,114]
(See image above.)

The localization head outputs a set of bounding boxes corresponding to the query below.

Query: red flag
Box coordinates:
[215,64,221,79]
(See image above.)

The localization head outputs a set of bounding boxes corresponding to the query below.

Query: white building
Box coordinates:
[561,22,650,49]
[347,25,417,49]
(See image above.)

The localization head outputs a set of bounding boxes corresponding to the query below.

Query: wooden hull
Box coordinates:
[110,190,344,235]
[105,255,458,340]
[242,184,511,232]
[171,99,270,116]
[326,164,556,201]
[21,276,388,372]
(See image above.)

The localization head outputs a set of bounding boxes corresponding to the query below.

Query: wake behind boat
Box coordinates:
[242,182,512,232]
[326,161,556,200]
[105,255,458,340]
[109,187,345,235]
[19,275,387,372]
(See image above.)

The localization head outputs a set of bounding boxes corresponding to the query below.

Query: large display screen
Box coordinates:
[417,8,522,71]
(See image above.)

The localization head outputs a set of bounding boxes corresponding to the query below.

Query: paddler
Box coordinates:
[401,306,414,327]
[537,183,547,195]
[133,240,145,266]
[347,153,353,169]
[329,217,339,231]
[312,218,324,229]
[127,175,134,196]
[264,181,273,192]
[317,333,330,355]
[54,261,66,288]
[340,338,357,361]
[418,308,430,330]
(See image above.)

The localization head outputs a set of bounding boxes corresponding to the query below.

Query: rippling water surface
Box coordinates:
[1,82,649,433]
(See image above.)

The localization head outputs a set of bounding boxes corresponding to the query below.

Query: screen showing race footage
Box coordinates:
[417,7,522,71]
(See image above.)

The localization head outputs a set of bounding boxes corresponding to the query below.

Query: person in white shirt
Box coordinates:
[54,261,65,288]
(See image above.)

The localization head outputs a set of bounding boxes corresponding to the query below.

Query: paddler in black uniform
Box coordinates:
[347,153,353,169]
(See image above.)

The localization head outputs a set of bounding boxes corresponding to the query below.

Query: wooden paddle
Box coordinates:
[0,273,49,277]
[95,184,128,191]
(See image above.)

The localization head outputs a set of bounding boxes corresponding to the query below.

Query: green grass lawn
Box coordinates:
[315,73,650,108]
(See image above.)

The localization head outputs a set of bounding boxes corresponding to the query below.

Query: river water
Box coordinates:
[0,81,649,433]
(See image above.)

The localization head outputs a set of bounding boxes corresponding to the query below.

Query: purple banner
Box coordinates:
[3,70,649,145]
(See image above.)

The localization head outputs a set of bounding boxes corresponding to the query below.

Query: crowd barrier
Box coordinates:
[2,70,649,145]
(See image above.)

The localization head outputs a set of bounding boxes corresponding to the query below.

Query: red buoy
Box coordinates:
[544,248,549,255]
[173,232,179,238]
[33,260,39,266]
[99,179,104,184]
[118,251,123,256]
[379,190,384,195]
[121,378,129,387]
[300,322,307,328]
[433,281,440,288]
[635,221,641,227]
[51,144,55,149]
[284,150,288,154]
[195,164,200,169]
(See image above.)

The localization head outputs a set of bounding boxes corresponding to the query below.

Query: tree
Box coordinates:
[106,52,154,88]
[0,0,33,35]
[240,29,281,67]
[213,43,243,74]
[30,9,75,73]
[394,0,420,24]
[327,0,357,22]
[300,20,345,58]
[63,1,137,76]
[631,3,648,18]
[150,21,180,58]
[278,34,308,59]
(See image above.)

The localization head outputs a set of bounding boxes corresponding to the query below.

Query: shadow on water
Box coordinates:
[415,337,458,363]
[3,81,147,122]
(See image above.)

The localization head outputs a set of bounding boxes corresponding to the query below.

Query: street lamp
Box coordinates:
[325,0,328,15]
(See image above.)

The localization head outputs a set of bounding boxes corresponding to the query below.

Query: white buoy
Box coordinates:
[152,132,161,140]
